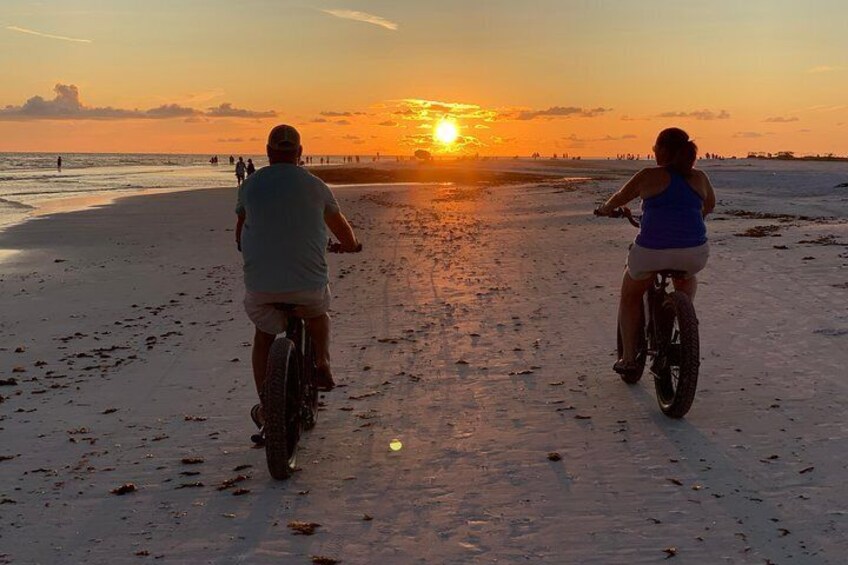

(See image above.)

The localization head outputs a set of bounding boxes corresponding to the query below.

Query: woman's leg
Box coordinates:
[619,271,651,362]
[672,276,697,302]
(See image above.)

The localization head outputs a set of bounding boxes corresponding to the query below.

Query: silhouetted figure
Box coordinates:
[229,155,235,165]
[235,157,247,186]
[246,159,256,176]
[57,156,62,172]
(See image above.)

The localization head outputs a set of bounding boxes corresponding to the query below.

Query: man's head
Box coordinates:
[267,124,303,164]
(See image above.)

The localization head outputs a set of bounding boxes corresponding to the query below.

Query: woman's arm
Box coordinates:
[596,169,648,215]
[701,172,716,217]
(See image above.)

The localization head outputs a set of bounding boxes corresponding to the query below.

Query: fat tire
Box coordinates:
[617,311,647,384]
[654,292,699,418]
[264,338,299,480]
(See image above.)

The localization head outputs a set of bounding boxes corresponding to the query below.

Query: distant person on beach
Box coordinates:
[229,155,235,166]
[595,127,715,375]
[235,157,246,186]
[57,156,62,172]
[246,159,256,176]
[235,124,361,429]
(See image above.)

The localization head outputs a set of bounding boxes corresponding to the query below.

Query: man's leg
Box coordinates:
[251,326,276,399]
[306,313,334,389]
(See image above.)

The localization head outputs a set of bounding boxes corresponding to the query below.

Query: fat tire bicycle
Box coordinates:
[256,241,361,480]
[600,207,700,419]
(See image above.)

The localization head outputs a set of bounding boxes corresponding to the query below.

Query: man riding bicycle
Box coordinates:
[235,124,361,429]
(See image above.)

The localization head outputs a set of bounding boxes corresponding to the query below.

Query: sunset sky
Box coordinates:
[1,0,846,156]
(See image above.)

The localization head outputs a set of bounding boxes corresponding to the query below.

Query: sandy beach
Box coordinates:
[1,163,847,564]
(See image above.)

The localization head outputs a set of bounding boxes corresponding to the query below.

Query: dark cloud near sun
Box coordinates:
[0,84,276,120]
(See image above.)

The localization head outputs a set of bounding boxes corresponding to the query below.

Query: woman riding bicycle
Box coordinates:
[595,127,716,375]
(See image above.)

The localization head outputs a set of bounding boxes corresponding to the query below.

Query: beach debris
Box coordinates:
[11,367,26,373]
[362,514,373,521]
[14,346,25,353]
[0,378,18,386]
[547,452,562,462]
[667,478,683,486]
[0,498,17,504]
[311,557,340,565]
[799,466,815,474]
[455,359,469,365]
[389,439,403,451]
[175,482,204,489]
[232,488,250,496]
[233,464,252,471]
[217,475,250,491]
[181,457,204,465]
[288,521,321,535]
[179,471,201,477]
[663,547,677,558]
[111,483,137,495]
[184,415,207,421]
[135,550,150,556]
[735,225,782,238]
[102,408,118,414]
[773,245,789,250]
[574,414,592,420]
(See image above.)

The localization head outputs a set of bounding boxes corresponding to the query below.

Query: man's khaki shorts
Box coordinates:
[626,243,709,281]
[244,285,331,335]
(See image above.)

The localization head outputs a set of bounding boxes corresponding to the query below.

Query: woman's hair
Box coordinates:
[656,127,697,176]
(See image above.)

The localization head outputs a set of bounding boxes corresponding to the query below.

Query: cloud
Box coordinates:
[311,117,328,123]
[0,84,276,121]
[564,134,637,142]
[733,131,770,138]
[146,104,199,118]
[320,111,352,117]
[391,99,499,123]
[6,25,92,44]
[322,9,398,31]
[377,120,398,127]
[807,65,841,74]
[341,134,361,140]
[206,102,276,118]
[513,106,612,120]
[334,120,351,126]
[764,116,799,123]
[217,137,244,143]
[657,109,730,121]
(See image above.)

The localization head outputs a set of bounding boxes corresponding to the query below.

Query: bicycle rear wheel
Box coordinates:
[301,340,319,430]
[264,338,302,480]
[653,291,700,418]
[616,310,647,384]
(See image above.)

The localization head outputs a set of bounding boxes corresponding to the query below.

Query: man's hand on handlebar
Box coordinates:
[594,205,631,218]
[327,240,363,253]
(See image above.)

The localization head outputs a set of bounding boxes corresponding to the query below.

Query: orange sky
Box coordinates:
[1,1,846,157]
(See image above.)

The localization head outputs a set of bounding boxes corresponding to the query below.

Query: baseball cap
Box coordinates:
[267,125,301,151]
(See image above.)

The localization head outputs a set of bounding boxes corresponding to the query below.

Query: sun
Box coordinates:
[434,119,459,145]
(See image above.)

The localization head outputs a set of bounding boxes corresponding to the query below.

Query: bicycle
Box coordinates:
[257,241,362,480]
[597,207,700,419]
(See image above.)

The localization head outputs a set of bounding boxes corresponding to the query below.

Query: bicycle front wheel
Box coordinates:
[264,338,301,480]
[653,291,700,418]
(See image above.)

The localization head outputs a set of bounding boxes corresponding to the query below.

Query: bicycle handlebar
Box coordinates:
[594,206,641,228]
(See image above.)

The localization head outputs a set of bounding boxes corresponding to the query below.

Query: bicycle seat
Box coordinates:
[657,270,687,279]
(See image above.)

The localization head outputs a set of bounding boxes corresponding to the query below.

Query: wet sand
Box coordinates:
[1,172,847,564]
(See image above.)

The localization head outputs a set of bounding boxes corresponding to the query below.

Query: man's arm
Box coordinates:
[235,211,245,251]
[701,172,716,217]
[325,210,360,252]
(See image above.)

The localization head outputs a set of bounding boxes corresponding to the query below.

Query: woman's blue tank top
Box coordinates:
[635,168,707,250]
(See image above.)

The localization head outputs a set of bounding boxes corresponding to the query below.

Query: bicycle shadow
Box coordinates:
[626,383,834,564]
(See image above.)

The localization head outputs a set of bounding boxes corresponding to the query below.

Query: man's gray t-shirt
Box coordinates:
[236,163,340,293]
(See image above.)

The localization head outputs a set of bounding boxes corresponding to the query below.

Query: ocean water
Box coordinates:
[0,152,356,229]
[0,153,846,231]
